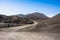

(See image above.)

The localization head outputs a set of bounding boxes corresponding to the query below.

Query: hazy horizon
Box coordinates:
[0,0,60,17]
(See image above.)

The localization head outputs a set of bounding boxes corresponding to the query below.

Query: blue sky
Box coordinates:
[0,0,60,17]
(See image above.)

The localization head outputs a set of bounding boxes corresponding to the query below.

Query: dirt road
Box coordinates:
[0,21,37,32]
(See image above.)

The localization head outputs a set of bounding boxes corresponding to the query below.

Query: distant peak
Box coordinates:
[32,12,42,14]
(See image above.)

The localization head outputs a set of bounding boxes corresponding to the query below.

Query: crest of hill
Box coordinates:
[26,12,49,20]
[23,12,49,20]
[16,14,26,18]
[46,13,60,25]
[17,12,49,21]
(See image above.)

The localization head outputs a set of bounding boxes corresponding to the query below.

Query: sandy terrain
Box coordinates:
[0,32,60,40]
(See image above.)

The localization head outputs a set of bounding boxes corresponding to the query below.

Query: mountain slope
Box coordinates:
[26,12,49,20]
[16,12,49,21]
[21,13,60,33]
[0,15,34,28]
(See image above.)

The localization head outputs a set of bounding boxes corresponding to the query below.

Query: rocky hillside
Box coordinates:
[16,12,49,21]
[0,15,33,28]
[21,13,60,33]
[26,12,49,20]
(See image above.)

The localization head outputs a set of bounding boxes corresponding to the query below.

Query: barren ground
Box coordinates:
[0,21,60,40]
[0,32,60,40]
